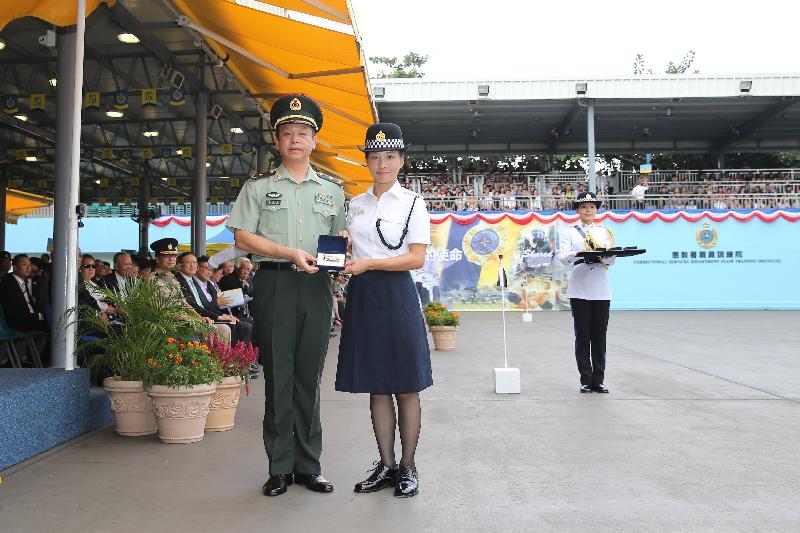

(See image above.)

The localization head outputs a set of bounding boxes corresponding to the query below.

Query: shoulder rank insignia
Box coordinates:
[314,192,334,206]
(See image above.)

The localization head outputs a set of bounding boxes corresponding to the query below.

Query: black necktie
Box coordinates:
[22,279,36,313]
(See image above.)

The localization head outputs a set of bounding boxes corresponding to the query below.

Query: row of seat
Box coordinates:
[0,305,47,368]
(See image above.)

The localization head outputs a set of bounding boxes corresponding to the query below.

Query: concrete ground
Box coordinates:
[1,311,799,533]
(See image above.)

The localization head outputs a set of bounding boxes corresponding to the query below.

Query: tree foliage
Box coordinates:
[634,50,698,75]
[369,52,429,78]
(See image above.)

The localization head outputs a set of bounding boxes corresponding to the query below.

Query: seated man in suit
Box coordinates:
[99,252,134,294]
[195,255,253,345]
[219,257,254,319]
[0,254,50,366]
[176,252,249,344]
[0,254,49,334]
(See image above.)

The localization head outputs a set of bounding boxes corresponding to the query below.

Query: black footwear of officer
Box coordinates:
[592,383,609,393]
[394,464,419,498]
[354,461,398,493]
[294,473,334,493]
[580,385,592,393]
[262,473,293,496]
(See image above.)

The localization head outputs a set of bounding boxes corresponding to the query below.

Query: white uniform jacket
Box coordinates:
[347,181,431,260]
[557,223,615,300]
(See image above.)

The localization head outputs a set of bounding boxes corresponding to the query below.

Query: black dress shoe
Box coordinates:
[295,473,334,493]
[262,474,293,497]
[591,384,609,393]
[394,464,418,498]
[354,461,398,493]
[580,385,592,393]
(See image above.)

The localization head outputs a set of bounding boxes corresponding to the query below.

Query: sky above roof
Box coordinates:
[349,0,798,79]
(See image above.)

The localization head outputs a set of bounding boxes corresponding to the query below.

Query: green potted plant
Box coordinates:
[424,302,461,351]
[204,332,259,432]
[78,278,209,436]
[144,337,224,443]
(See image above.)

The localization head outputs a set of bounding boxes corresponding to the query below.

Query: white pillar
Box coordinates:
[51,1,86,370]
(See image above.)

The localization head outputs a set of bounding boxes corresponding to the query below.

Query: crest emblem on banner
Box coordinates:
[113,90,129,110]
[169,87,186,106]
[3,95,18,114]
[696,221,718,249]
[462,224,507,265]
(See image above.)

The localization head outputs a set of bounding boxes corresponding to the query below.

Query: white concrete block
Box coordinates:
[522,312,533,322]
[494,367,521,394]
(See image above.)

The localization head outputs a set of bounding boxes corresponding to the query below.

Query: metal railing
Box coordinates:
[620,168,800,191]
[422,193,800,212]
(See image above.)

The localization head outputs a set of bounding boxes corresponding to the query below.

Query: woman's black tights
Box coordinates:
[369,392,421,468]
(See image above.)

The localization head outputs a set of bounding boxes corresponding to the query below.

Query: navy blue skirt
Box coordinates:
[335,270,433,394]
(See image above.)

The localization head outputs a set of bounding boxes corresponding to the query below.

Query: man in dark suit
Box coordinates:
[176,252,252,345]
[0,254,49,334]
[98,252,133,293]
[219,258,254,318]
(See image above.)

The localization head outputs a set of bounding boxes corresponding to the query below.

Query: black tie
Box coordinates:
[22,279,36,313]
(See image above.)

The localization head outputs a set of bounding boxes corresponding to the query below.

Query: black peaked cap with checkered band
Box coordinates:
[270,94,323,132]
[573,191,602,209]
[358,122,410,153]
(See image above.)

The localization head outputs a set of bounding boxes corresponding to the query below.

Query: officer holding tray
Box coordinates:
[557,191,616,394]
[225,94,346,497]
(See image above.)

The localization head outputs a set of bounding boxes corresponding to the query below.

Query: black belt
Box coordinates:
[259,261,299,271]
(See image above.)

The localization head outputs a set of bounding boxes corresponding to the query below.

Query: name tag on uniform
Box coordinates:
[266,199,281,206]
[315,192,334,206]
[316,235,347,271]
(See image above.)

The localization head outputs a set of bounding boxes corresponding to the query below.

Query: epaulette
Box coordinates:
[250,170,275,181]
[316,172,343,187]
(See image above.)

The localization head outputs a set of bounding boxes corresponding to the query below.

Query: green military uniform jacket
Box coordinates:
[226,164,346,260]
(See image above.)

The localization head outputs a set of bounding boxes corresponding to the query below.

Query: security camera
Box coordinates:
[38,30,56,48]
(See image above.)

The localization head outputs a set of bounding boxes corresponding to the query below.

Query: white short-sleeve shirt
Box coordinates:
[348,181,431,260]
[556,223,615,300]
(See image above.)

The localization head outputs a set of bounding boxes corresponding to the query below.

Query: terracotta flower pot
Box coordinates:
[103,377,158,436]
[205,375,243,432]
[148,383,218,443]
[429,326,458,351]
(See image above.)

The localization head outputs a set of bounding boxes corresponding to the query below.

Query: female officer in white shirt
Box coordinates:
[557,191,615,394]
[335,123,431,498]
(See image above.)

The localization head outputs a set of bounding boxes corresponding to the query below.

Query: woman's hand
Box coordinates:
[343,258,372,276]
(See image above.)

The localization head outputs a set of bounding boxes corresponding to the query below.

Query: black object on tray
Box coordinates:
[576,246,646,259]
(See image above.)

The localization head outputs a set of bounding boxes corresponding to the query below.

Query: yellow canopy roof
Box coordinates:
[5,189,52,223]
[0,0,115,31]
[171,0,376,196]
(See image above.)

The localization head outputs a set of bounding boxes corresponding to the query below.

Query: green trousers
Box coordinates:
[253,269,333,475]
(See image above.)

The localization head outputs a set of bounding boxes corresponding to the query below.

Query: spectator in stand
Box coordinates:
[221,260,234,277]
[0,251,11,279]
[631,178,649,209]
[219,257,253,319]
[40,253,51,265]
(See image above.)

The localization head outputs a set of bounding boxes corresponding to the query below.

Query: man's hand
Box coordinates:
[219,314,238,323]
[216,293,233,306]
[288,248,319,273]
[343,258,372,276]
[201,316,214,325]
[338,230,352,255]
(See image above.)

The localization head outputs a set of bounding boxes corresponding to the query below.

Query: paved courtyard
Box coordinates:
[2,311,799,532]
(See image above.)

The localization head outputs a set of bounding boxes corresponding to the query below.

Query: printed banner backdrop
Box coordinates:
[417,210,800,311]
[5,209,799,310]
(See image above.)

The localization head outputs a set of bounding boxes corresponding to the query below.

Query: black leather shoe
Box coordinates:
[354,461,398,493]
[394,464,418,498]
[591,384,609,393]
[262,474,293,496]
[295,473,334,493]
[580,385,592,393]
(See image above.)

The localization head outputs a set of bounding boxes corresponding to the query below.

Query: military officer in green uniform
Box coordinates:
[226,94,346,497]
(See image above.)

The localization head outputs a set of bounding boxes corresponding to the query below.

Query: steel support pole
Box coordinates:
[717,152,726,170]
[192,87,208,255]
[137,173,152,254]
[257,144,269,175]
[587,100,597,194]
[51,3,86,370]
[0,170,7,251]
